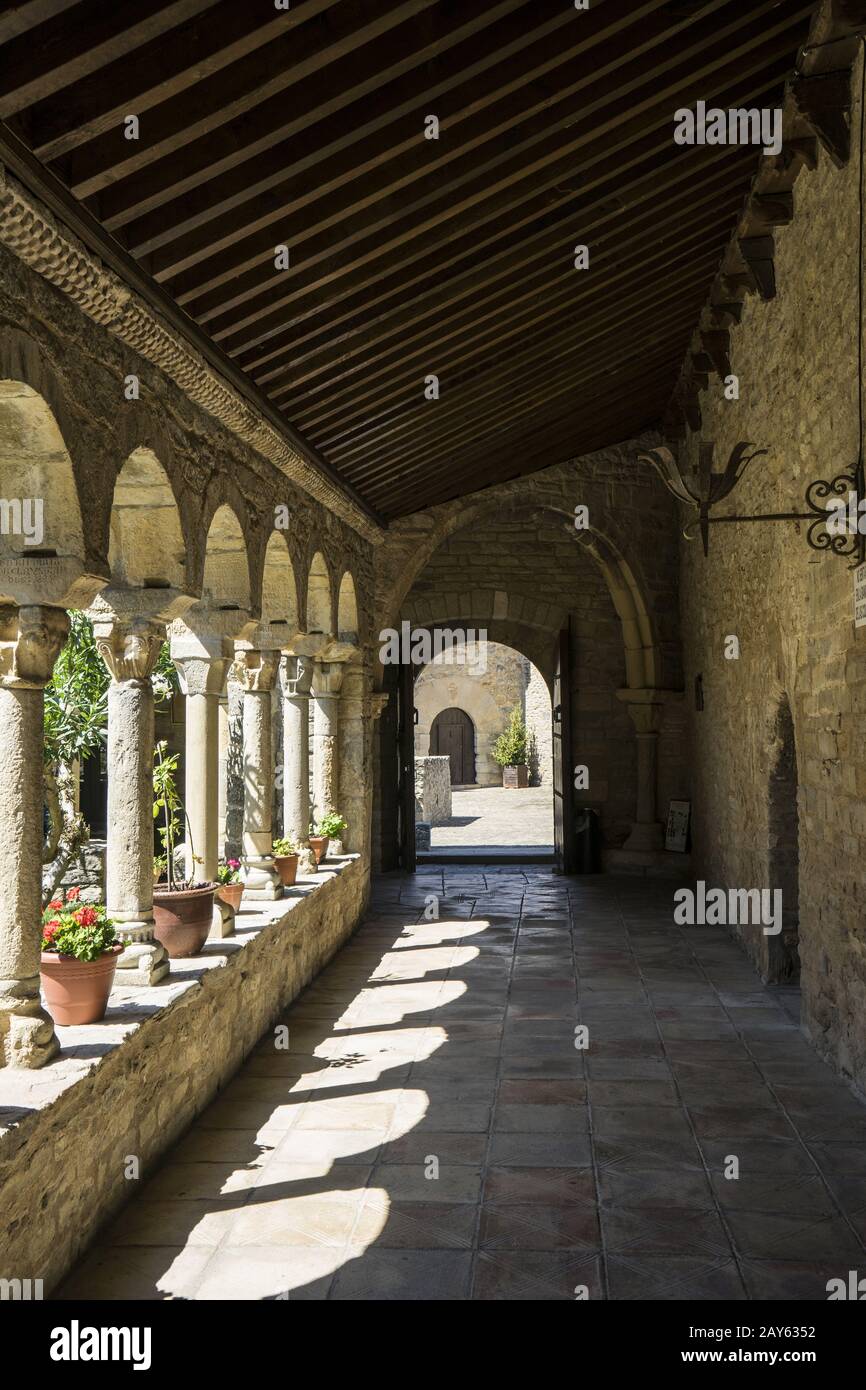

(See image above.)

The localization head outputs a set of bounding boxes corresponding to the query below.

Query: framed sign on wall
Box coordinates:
[665,799,691,853]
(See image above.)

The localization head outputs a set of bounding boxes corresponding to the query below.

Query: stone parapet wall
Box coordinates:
[414,755,451,824]
[0,857,368,1293]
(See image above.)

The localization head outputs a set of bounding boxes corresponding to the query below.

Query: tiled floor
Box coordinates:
[58,868,866,1300]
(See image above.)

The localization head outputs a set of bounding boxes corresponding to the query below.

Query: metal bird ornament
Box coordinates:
[637,441,768,555]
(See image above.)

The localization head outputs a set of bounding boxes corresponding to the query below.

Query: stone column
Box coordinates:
[170,641,231,883]
[235,648,281,899]
[0,605,69,1068]
[92,608,171,987]
[311,659,345,827]
[338,657,370,855]
[616,689,670,853]
[217,695,229,859]
[280,653,315,872]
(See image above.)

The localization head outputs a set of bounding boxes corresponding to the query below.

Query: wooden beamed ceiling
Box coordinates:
[0,0,820,519]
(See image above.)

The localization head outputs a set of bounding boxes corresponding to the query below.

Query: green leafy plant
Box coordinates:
[41,615,179,907]
[41,887,117,961]
[273,837,298,857]
[216,858,242,884]
[491,705,528,768]
[153,740,204,891]
[315,811,347,839]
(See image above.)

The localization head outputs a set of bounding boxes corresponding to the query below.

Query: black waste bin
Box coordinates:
[574,807,601,873]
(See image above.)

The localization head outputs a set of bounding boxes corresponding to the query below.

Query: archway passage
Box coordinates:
[412,638,555,861]
[430,706,474,786]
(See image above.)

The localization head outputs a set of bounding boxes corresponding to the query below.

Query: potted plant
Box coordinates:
[40,887,122,1026]
[492,705,530,788]
[152,741,216,957]
[215,858,244,912]
[309,811,347,863]
[272,837,299,887]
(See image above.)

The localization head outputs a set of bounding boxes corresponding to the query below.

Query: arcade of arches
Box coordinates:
[3,0,866,1304]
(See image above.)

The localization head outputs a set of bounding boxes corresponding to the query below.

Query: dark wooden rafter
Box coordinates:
[0,0,834,519]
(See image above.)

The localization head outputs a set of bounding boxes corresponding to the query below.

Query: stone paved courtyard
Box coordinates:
[429,786,554,854]
[58,869,866,1301]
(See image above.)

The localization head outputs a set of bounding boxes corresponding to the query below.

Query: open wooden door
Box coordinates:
[397,659,416,871]
[552,620,576,874]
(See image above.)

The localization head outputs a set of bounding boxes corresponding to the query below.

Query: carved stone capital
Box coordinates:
[95,619,164,683]
[616,688,681,737]
[173,654,230,697]
[234,648,278,693]
[280,653,314,700]
[0,604,69,687]
[312,659,345,699]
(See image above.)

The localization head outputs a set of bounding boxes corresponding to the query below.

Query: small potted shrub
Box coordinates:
[492,705,529,788]
[310,811,347,863]
[272,837,299,887]
[152,741,216,957]
[40,887,122,1026]
[215,858,244,912]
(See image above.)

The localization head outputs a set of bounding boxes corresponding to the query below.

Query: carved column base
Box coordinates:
[241,857,282,899]
[297,846,317,876]
[0,986,59,1068]
[622,820,665,853]
[209,898,236,940]
[114,922,169,987]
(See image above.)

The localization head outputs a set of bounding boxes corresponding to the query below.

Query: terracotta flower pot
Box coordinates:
[153,883,216,958]
[274,853,299,887]
[40,944,123,1026]
[308,835,329,864]
[215,881,244,912]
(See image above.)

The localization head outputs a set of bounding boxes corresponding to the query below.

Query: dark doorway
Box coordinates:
[767,696,800,984]
[430,707,475,786]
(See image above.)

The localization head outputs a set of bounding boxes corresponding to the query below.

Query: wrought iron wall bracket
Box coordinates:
[639,444,866,566]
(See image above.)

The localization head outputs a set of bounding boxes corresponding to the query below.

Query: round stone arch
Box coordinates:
[201,503,251,612]
[377,498,661,693]
[337,570,360,644]
[0,378,85,564]
[259,530,300,640]
[306,549,333,635]
[407,624,554,786]
[108,448,186,589]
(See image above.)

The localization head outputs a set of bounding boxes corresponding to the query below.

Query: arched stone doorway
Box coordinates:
[766,696,800,985]
[430,706,475,786]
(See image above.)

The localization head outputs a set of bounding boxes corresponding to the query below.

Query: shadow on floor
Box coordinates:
[56,870,866,1301]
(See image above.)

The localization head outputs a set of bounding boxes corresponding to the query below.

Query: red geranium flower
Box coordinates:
[48,898,63,910]
[66,886,81,902]
[73,906,98,928]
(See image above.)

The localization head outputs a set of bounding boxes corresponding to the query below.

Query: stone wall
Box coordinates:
[0,857,368,1294]
[678,50,866,1090]
[414,755,451,824]
[525,660,553,786]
